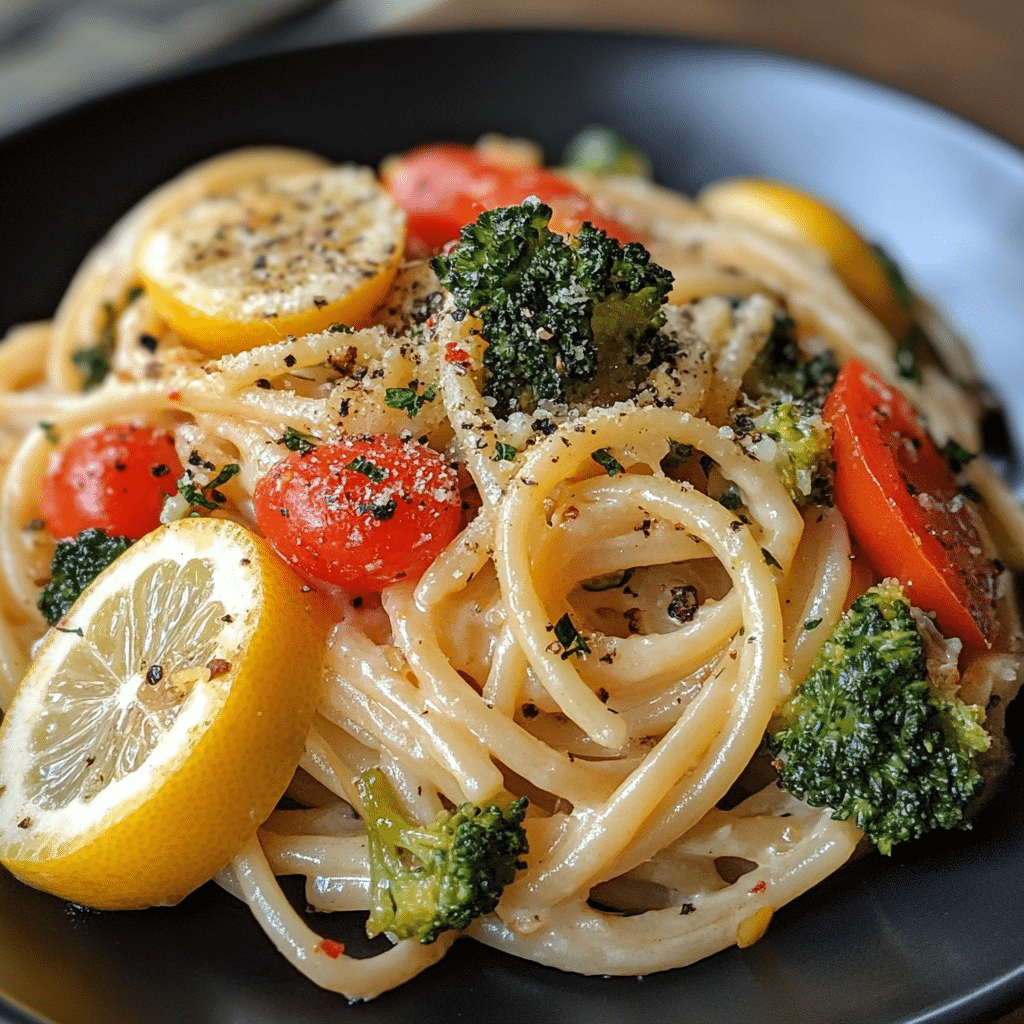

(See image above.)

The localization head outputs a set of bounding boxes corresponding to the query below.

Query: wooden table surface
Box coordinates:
[390,2,1024,1022]
[398,0,1024,153]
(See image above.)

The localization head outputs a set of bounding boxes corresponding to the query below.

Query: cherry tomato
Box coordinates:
[253,434,462,590]
[823,361,998,648]
[40,424,184,541]
[382,143,640,255]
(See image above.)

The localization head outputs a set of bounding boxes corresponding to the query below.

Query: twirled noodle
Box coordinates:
[2,143,1022,1001]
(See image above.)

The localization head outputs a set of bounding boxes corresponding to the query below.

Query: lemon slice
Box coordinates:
[139,165,405,356]
[0,518,327,910]
[697,176,911,340]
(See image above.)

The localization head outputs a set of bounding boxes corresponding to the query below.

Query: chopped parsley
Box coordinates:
[941,439,976,474]
[581,568,635,592]
[385,384,437,419]
[346,455,387,482]
[493,442,518,463]
[718,484,743,511]
[280,427,318,456]
[177,463,240,510]
[591,448,624,476]
[553,613,591,659]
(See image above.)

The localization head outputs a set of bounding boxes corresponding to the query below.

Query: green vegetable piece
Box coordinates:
[745,401,834,507]
[767,582,990,855]
[357,768,529,944]
[433,197,673,418]
[742,311,837,405]
[492,442,518,463]
[38,528,133,625]
[563,125,653,178]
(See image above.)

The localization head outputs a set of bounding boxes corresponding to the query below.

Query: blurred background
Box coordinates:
[2,0,1023,149]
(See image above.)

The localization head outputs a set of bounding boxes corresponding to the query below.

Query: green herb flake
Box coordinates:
[895,343,920,383]
[385,384,437,419]
[346,455,387,483]
[804,618,823,631]
[581,568,635,592]
[493,442,518,463]
[177,463,240,511]
[39,422,59,445]
[762,548,782,569]
[591,448,624,476]
[718,484,743,511]
[71,345,112,391]
[280,427,318,456]
[941,439,976,474]
[553,613,591,659]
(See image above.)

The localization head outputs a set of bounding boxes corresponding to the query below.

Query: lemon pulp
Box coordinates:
[0,518,327,909]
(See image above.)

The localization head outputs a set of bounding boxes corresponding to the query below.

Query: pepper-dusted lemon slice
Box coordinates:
[697,176,912,341]
[139,165,405,356]
[0,518,327,910]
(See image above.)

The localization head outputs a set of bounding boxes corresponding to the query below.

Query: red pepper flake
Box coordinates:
[206,658,231,678]
[317,939,345,959]
[168,390,181,401]
[444,341,471,364]
[749,880,767,895]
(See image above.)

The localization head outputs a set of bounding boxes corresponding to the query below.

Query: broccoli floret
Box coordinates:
[37,528,133,625]
[742,310,837,405]
[563,125,653,178]
[432,197,673,418]
[356,769,529,944]
[739,401,833,506]
[766,582,990,855]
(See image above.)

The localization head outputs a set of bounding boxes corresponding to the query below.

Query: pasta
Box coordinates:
[0,137,1021,1002]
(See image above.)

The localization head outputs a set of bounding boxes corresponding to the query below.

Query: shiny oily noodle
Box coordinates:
[0,141,1022,1000]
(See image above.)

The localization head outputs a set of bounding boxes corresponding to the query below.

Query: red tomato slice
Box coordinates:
[253,434,462,591]
[382,143,640,254]
[823,361,998,649]
[40,424,183,540]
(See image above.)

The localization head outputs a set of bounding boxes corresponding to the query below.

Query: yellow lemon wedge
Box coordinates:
[697,176,912,340]
[0,518,327,910]
[138,165,405,356]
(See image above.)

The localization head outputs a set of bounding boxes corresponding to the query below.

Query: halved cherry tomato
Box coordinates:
[253,434,462,590]
[823,361,997,648]
[382,143,639,255]
[40,424,184,540]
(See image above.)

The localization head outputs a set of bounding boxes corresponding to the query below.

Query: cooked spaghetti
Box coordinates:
[0,137,1021,1000]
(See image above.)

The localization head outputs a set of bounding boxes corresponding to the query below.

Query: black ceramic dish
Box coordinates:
[1,29,1023,1024]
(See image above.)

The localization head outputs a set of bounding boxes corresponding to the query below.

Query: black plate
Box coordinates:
[2,29,1024,1024]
